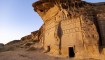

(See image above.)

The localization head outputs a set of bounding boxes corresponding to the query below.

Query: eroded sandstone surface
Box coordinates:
[1,0,105,60]
[32,0,105,59]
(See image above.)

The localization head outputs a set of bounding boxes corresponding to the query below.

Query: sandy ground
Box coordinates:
[0,48,70,60]
[0,48,100,60]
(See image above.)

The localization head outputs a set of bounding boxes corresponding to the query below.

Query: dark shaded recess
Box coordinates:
[75,2,78,7]
[43,46,50,53]
[69,47,75,57]
[78,2,84,7]
[61,4,68,9]
[57,22,63,54]
[92,14,103,53]
[48,46,50,52]
[40,10,44,12]
[47,46,50,52]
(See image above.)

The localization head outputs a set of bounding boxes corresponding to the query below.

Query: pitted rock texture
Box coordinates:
[32,0,105,59]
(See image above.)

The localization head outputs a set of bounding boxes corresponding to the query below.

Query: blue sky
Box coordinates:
[0,0,105,44]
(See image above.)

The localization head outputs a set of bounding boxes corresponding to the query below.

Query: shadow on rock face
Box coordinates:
[0,43,4,52]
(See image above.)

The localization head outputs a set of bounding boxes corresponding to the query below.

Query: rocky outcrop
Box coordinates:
[32,0,105,59]
[19,27,45,49]
[0,43,4,52]
[1,0,105,60]
[2,30,40,51]
[0,43,4,47]
[31,30,39,41]
[21,35,32,41]
[6,40,20,45]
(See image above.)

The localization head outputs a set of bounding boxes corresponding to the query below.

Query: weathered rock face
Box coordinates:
[3,27,44,51]
[32,0,105,59]
[21,35,32,41]
[31,30,39,41]
[0,43,4,49]
[0,43,4,52]
[19,31,39,48]
[37,24,45,47]
[19,28,45,48]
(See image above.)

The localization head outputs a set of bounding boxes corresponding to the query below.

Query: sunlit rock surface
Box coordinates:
[1,0,105,60]
[32,0,105,59]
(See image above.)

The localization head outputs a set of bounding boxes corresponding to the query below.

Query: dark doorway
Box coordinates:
[47,46,50,52]
[44,46,50,53]
[69,47,75,57]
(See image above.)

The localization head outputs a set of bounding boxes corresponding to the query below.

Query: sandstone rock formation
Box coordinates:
[31,30,39,41]
[1,0,105,60]
[16,28,43,48]
[32,0,105,59]
[21,35,32,41]
[1,30,40,51]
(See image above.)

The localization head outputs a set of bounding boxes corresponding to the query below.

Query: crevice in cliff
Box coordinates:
[92,14,103,53]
